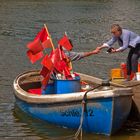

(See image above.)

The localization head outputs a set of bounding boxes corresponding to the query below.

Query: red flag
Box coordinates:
[54,60,67,72]
[49,48,64,72]
[27,50,44,64]
[49,47,72,79]
[34,27,48,42]
[27,38,43,55]
[41,72,51,86]
[41,55,53,71]
[40,66,50,77]
[40,55,53,84]
[50,49,61,65]
[58,35,73,51]
[64,67,71,77]
[42,37,52,48]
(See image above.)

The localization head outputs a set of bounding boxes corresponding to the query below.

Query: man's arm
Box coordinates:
[97,36,117,50]
[65,49,99,61]
[82,49,100,57]
[106,36,117,47]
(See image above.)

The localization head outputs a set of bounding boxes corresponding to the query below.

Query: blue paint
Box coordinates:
[42,76,81,94]
[54,76,81,94]
[42,82,55,95]
[15,95,132,136]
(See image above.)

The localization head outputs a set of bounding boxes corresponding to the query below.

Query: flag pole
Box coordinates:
[44,24,55,51]
[64,31,73,73]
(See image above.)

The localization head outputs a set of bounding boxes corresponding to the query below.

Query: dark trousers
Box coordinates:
[127,43,140,75]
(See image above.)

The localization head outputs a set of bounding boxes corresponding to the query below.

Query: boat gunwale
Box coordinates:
[13,70,133,104]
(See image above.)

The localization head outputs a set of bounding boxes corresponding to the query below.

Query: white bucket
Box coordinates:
[136,72,140,81]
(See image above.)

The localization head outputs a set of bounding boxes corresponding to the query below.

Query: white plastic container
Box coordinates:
[136,72,140,81]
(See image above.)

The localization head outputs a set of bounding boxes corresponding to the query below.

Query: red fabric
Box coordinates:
[26,27,50,64]
[61,49,67,60]
[58,35,73,51]
[49,48,64,72]
[27,50,44,64]
[49,47,72,79]
[42,38,52,48]
[41,55,53,71]
[41,72,51,86]
[54,60,66,72]
[50,49,61,68]
[64,67,71,76]
[40,66,50,77]
[28,88,41,95]
[74,72,79,77]
[34,27,48,42]
[40,55,54,85]
[27,38,44,55]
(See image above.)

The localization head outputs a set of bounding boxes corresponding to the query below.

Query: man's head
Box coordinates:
[111,24,122,37]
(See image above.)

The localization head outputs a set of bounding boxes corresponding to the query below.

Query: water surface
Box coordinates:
[0,0,140,139]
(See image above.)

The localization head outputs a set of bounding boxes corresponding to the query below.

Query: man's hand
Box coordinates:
[96,45,108,51]
[110,48,116,53]
[106,47,115,53]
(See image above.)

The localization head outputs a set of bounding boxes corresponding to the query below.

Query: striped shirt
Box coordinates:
[64,51,85,61]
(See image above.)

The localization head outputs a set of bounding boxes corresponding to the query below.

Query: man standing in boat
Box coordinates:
[97,24,140,81]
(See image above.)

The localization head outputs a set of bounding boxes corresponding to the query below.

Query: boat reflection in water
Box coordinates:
[13,104,76,139]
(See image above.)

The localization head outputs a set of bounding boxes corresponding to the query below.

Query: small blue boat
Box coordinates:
[13,70,133,136]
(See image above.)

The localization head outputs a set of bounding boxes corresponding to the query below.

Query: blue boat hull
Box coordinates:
[15,95,132,135]
[13,70,133,136]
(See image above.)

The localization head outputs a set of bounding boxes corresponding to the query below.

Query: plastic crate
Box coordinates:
[42,82,55,94]
[54,76,81,94]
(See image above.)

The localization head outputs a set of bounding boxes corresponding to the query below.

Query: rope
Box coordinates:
[47,85,102,140]
[75,84,102,140]
[75,100,85,140]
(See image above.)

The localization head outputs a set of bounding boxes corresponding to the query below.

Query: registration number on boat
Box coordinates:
[60,109,94,117]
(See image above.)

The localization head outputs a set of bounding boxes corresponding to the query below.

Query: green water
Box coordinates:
[0,0,140,139]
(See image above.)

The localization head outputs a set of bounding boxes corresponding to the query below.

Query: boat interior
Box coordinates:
[17,71,101,95]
